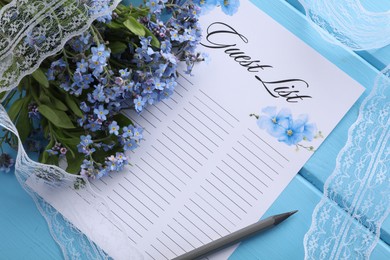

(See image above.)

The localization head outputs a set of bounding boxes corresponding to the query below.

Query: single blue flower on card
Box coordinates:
[253,106,320,151]
[257,106,291,137]
[219,0,240,16]
[298,114,318,141]
[277,118,305,146]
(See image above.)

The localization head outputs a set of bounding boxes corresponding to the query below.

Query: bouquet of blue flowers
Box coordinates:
[0,0,240,178]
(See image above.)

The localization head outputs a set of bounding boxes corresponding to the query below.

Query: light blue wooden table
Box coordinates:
[0,0,389,259]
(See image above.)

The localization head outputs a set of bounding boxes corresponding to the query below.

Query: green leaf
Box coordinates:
[7,98,25,121]
[50,97,68,111]
[57,136,81,146]
[66,152,84,174]
[42,90,68,111]
[144,28,160,48]
[38,105,75,129]
[39,90,51,105]
[40,137,54,164]
[46,154,59,166]
[65,95,83,118]
[106,21,124,29]
[16,101,31,142]
[108,41,128,54]
[32,69,49,88]
[123,17,145,36]
[113,113,133,127]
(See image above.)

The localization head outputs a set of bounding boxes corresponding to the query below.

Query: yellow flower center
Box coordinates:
[272,117,277,123]
[287,130,293,136]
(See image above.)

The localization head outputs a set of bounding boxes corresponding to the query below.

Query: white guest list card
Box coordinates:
[30,0,365,259]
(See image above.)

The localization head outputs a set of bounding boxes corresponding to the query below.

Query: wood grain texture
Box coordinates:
[230,176,390,260]
[263,0,390,245]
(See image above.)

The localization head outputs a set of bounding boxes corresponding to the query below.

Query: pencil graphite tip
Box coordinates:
[272,210,298,225]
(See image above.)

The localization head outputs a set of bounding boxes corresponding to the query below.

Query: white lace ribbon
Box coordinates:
[0,0,143,259]
[299,1,390,259]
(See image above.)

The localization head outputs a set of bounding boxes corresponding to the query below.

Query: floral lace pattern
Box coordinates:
[298,0,390,51]
[299,1,390,259]
[0,0,143,259]
[304,67,390,259]
[0,0,118,92]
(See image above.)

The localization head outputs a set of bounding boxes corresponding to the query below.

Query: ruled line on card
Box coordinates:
[157,139,197,174]
[168,224,196,248]
[118,182,159,218]
[243,134,284,168]
[167,126,208,160]
[152,104,167,116]
[178,73,194,86]
[183,108,224,141]
[162,231,186,252]
[178,211,213,241]
[205,179,247,214]
[161,100,173,110]
[140,114,157,128]
[173,217,205,244]
[210,172,253,207]
[128,168,171,205]
[124,176,165,211]
[156,237,178,257]
[144,107,162,122]
[162,132,203,166]
[172,120,214,153]
[200,185,242,220]
[199,89,240,122]
[189,198,231,233]
[195,192,236,226]
[188,101,230,134]
[150,244,169,260]
[216,165,258,200]
[141,157,182,192]
[184,204,223,237]
[152,145,192,179]
[174,89,183,98]
[146,151,187,185]
[110,207,141,240]
[232,147,274,181]
[238,140,280,175]
[226,154,269,188]
[135,164,176,198]
[107,197,144,237]
[248,128,289,162]
[193,95,235,128]
[145,251,157,260]
[178,114,219,147]
[177,80,189,91]
[112,190,154,226]
[221,160,263,194]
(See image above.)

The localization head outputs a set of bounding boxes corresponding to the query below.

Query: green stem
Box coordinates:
[296,143,315,152]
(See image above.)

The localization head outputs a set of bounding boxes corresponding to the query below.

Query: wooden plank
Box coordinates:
[230,175,390,259]
[251,0,390,244]
[0,168,61,259]
[0,1,388,259]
